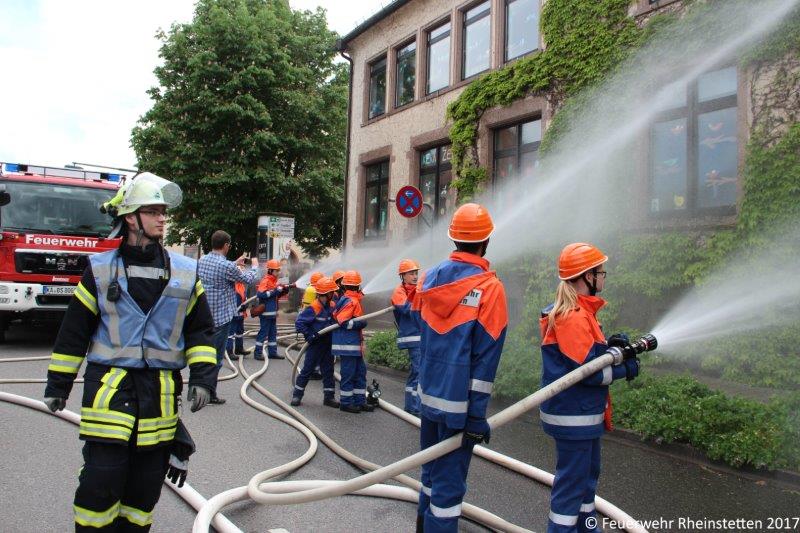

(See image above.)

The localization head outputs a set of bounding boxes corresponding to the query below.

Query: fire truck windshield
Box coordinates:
[0,180,114,237]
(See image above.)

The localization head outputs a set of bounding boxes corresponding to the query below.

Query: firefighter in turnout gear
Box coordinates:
[540,243,639,533]
[416,203,508,533]
[392,259,422,415]
[292,277,339,408]
[332,270,370,413]
[254,259,292,360]
[43,173,217,531]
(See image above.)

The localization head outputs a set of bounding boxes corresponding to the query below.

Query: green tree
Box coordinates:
[131,0,347,257]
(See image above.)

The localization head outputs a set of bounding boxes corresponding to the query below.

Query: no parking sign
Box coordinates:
[396,185,423,218]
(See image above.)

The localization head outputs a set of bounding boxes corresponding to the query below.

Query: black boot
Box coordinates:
[290,396,302,407]
[323,397,340,408]
[340,404,360,413]
[359,404,375,412]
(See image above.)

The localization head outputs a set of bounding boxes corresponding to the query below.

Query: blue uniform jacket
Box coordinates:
[256,274,289,316]
[295,300,334,345]
[332,290,367,357]
[539,294,628,440]
[392,283,421,349]
[417,251,508,429]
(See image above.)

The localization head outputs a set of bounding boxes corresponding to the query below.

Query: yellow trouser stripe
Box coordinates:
[119,504,153,526]
[74,502,120,527]
[137,413,178,431]
[48,353,84,374]
[74,282,99,315]
[186,345,217,365]
[80,407,135,429]
[92,368,127,410]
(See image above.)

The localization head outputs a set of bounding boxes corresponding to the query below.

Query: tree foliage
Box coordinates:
[131,0,347,257]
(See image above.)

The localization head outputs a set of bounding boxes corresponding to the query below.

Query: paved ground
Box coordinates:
[2,321,799,533]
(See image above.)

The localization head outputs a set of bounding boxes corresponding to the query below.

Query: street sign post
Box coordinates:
[396,185,423,218]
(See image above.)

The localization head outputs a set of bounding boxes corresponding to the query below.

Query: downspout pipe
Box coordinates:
[336,41,354,250]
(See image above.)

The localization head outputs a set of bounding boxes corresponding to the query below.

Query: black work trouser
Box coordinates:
[74,441,170,532]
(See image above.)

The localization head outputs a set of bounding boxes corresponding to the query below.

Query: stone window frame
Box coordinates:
[647,64,743,220]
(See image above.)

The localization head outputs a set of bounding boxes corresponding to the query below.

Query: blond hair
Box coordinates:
[547,280,579,333]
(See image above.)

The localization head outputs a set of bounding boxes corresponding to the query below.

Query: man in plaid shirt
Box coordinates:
[198,230,262,404]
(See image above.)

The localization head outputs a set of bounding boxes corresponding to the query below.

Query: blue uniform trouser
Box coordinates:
[294,343,335,400]
[548,437,602,533]
[255,316,278,357]
[226,316,244,354]
[418,416,475,533]
[339,356,366,406]
[404,347,421,414]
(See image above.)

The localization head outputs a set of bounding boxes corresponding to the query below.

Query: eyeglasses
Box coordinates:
[138,209,167,217]
[595,271,608,278]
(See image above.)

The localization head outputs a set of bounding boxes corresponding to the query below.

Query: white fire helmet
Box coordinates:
[113,172,183,216]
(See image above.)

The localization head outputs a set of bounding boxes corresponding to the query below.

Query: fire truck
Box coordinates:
[0,163,128,342]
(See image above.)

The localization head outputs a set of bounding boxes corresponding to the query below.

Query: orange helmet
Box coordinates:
[558,242,608,281]
[448,203,494,243]
[332,270,346,283]
[314,276,338,295]
[266,259,281,270]
[398,259,419,275]
[309,271,324,285]
[342,270,362,286]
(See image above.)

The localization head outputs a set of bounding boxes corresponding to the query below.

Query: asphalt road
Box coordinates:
[2,321,799,533]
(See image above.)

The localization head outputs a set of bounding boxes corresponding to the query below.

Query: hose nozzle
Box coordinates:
[621,333,658,360]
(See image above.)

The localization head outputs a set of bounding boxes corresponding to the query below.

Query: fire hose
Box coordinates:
[283,307,654,533]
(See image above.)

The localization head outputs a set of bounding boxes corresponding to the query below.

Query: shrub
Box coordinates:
[365,330,410,371]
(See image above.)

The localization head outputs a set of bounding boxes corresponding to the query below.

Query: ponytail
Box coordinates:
[547,281,579,333]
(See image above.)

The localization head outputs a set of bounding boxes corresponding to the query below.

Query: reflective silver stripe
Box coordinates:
[430,502,462,518]
[294,385,305,391]
[346,320,354,330]
[601,366,612,385]
[580,502,595,513]
[353,389,366,394]
[119,504,153,527]
[340,390,353,396]
[74,502,120,527]
[165,265,195,348]
[315,317,328,321]
[323,388,335,392]
[263,311,277,316]
[93,261,123,348]
[469,378,493,394]
[417,387,468,414]
[79,423,132,440]
[396,335,421,343]
[421,485,431,496]
[255,342,263,347]
[88,343,184,363]
[405,387,415,392]
[332,344,361,351]
[549,511,578,526]
[539,411,605,426]
[267,342,277,346]
[126,266,167,280]
[80,408,135,429]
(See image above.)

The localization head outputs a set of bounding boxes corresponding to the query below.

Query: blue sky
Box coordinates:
[0,0,386,170]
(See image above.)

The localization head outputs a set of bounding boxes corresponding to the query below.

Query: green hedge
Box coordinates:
[365,330,410,371]
[612,374,800,471]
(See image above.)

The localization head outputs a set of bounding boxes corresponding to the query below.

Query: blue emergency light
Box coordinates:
[5,163,20,172]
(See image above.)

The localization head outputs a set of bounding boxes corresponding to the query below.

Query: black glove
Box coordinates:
[166,455,188,487]
[188,385,211,413]
[463,417,491,446]
[624,358,640,381]
[43,397,67,413]
[607,333,630,348]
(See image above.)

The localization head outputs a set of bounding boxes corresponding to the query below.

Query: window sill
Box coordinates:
[633,0,685,18]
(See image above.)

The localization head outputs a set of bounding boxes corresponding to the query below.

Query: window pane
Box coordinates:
[428,31,450,93]
[440,144,453,166]
[466,1,490,20]
[697,107,738,209]
[655,79,687,111]
[430,22,450,41]
[506,0,539,60]
[367,163,382,183]
[698,66,737,103]
[365,183,380,237]
[438,168,454,218]
[463,6,491,79]
[420,148,437,169]
[520,150,538,183]
[650,118,688,213]
[494,155,517,182]
[396,42,416,107]
[495,125,518,151]
[420,172,437,208]
[521,119,542,145]
[377,186,388,236]
[369,59,386,119]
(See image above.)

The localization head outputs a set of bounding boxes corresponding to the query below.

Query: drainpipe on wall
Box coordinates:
[337,46,354,251]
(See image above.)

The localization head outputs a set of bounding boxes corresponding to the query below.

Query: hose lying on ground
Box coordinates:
[283,309,649,533]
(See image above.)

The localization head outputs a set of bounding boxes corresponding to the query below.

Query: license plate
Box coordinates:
[43,285,76,296]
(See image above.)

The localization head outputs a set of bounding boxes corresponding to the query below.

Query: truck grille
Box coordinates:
[15,251,90,275]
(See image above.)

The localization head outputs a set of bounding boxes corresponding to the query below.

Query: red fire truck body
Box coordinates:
[0,163,128,342]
